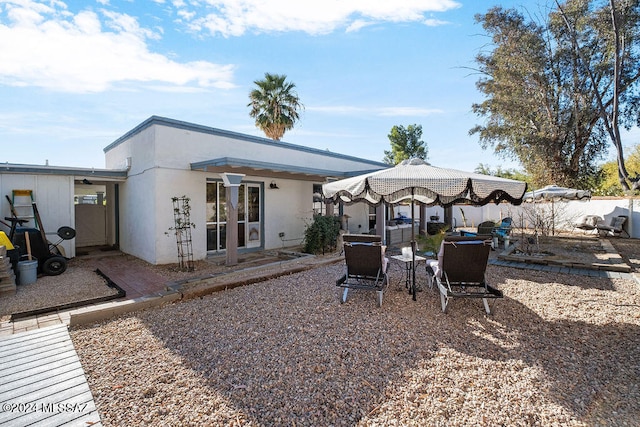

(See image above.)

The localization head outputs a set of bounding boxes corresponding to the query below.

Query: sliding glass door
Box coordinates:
[206,181,262,252]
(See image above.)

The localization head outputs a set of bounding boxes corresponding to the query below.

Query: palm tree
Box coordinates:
[248,73,303,140]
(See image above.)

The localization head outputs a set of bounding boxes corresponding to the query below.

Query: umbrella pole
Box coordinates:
[411,189,417,301]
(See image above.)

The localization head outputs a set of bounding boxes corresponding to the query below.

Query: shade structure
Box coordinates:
[323,159,527,208]
[523,185,592,235]
[323,158,528,301]
[523,185,591,203]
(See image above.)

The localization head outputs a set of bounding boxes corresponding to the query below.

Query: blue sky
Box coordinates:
[1,0,632,172]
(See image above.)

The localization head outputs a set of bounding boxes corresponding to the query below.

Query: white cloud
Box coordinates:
[377,107,443,116]
[423,18,450,26]
[184,0,461,37]
[0,0,236,93]
[308,105,443,117]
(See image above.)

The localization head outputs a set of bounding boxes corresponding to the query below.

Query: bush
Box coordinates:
[417,231,446,255]
[303,215,341,254]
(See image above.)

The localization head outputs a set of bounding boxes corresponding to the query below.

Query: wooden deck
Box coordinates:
[0,324,101,426]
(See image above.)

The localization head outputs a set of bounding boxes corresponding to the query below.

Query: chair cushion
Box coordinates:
[611,216,626,229]
[428,240,484,278]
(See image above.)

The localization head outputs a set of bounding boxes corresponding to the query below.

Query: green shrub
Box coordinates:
[303,215,341,254]
[416,231,446,255]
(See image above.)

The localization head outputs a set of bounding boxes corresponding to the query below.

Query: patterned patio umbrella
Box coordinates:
[523,185,591,203]
[523,185,592,235]
[323,158,527,207]
[323,158,527,300]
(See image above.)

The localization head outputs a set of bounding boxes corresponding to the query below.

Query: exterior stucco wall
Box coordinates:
[342,204,371,234]
[262,179,315,249]
[106,117,386,175]
[117,167,208,265]
[116,165,327,264]
[116,170,155,263]
[104,117,388,264]
[105,125,157,173]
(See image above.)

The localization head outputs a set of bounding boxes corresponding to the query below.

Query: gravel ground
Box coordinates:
[0,261,118,319]
[70,250,640,426]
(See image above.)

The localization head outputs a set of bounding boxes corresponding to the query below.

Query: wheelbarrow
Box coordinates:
[10,225,76,276]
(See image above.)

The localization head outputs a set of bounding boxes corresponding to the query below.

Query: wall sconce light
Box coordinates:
[269,181,279,189]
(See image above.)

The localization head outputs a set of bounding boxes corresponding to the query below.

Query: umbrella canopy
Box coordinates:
[323,158,527,207]
[323,158,527,302]
[523,185,591,202]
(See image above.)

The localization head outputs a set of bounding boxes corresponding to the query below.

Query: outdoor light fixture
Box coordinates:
[270,181,279,189]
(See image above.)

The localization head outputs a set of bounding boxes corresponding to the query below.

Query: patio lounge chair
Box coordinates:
[492,217,513,242]
[574,215,601,234]
[426,236,503,314]
[460,220,496,238]
[337,235,388,307]
[596,215,629,238]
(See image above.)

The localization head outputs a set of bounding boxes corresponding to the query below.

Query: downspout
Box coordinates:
[114,184,120,248]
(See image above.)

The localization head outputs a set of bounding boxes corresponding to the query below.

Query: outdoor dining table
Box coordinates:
[390,253,427,295]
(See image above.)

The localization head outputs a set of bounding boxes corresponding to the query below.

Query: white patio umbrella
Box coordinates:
[323,158,528,300]
[523,185,592,235]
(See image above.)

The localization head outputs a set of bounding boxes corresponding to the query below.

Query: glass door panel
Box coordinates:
[206,181,262,252]
[246,185,261,248]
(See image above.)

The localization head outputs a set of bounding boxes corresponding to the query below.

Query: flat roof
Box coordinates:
[0,163,128,181]
[106,115,388,170]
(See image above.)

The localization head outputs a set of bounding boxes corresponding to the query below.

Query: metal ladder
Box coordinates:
[10,189,37,228]
[7,190,47,243]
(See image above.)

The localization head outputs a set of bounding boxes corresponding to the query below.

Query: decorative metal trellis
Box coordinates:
[170,196,195,271]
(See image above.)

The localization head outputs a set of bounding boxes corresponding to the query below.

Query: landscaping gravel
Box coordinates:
[0,262,118,319]
[70,257,640,426]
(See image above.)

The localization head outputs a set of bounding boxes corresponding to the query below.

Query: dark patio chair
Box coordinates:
[596,215,630,238]
[426,236,503,314]
[460,220,496,238]
[337,235,388,307]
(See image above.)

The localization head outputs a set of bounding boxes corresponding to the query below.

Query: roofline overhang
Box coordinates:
[107,115,388,168]
[191,157,384,182]
[0,163,128,181]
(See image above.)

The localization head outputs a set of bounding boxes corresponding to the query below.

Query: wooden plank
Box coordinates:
[0,324,101,426]
[0,375,89,425]
[0,324,68,347]
[0,330,73,357]
[27,392,100,426]
[2,352,84,398]
[39,411,103,427]
[0,363,85,401]
[0,350,79,384]
[0,327,69,353]
[0,338,75,367]
[0,339,75,369]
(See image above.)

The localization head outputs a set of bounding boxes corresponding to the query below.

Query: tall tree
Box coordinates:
[596,143,640,194]
[471,1,640,189]
[248,73,303,140]
[553,0,640,191]
[383,124,428,165]
[474,163,530,182]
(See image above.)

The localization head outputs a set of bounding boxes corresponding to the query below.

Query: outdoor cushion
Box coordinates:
[575,215,601,231]
[427,239,485,279]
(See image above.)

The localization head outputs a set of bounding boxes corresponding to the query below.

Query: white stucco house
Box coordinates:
[1,116,388,265]
[2,116,637,267]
